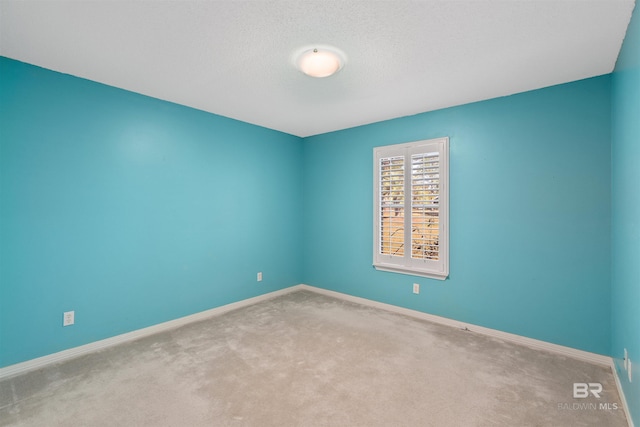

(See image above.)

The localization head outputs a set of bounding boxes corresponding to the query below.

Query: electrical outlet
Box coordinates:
[257,272,263,282]
[413,283,420,294]
[63,311,75,326]
[624,348,628,370]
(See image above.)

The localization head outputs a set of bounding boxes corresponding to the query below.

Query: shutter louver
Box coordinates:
[411,152,440,260]
[379,156,405,256]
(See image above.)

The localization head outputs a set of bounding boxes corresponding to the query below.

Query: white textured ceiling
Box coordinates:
[0,1,635,137]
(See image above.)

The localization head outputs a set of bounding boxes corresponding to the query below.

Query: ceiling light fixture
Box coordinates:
[294,45,346,78]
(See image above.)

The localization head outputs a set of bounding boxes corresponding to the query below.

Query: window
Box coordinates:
[373,137,449,279]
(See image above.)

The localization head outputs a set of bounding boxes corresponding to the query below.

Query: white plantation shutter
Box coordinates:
[411,152,440,260]
[374,138,449,280]
[379,156,405,257]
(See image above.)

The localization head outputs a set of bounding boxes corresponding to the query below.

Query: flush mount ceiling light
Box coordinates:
[294,45,346,78]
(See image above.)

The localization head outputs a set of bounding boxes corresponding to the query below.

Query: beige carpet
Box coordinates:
[0,290,628,426]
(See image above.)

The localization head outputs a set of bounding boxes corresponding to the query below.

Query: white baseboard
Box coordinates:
[1,283,632,426]
[611,359,635,427]
[0,283,611,379]
[0,283,613,372]
[297,284,611,366]
[0,286,300,380]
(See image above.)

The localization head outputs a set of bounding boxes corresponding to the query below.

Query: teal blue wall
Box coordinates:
[302,76,612,356]
[612,3,640,425]
[0,43,631,418]
[0,57,303,367]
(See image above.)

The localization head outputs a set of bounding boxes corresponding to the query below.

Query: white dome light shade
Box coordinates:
[296,47,345,78]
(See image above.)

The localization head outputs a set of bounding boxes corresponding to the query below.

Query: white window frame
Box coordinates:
[373,137,449,280]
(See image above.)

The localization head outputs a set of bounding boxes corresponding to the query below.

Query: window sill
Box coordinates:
[373,263,448,280]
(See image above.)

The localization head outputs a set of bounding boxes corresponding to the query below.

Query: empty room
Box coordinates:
[1,1,639,426]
